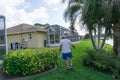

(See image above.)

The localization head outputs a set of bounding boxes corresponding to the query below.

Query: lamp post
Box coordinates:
[0,15,8,54]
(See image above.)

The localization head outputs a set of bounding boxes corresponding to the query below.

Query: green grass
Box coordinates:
[24,40,115,80]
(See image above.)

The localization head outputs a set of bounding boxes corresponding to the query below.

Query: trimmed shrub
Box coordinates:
[82,49,120,79]
[3,48,59,76]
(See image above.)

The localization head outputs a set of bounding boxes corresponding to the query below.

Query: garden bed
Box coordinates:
[2,48,59,79]
[0,65,57,80]
[82,49,120,79]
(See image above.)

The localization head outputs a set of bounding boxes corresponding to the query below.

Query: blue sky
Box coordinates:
[0,0,86,35]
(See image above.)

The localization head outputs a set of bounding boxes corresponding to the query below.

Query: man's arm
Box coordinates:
[69,40,75,49]
[71,44,75,49]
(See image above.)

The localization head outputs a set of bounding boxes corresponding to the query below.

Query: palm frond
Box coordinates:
[64,4,81,22]
[104,0,120,24]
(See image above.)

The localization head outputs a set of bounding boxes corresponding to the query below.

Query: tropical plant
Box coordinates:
[34,23,50,27]
[102,0,120,56]
[83,49,120,79]
[62,0,110,50]
[84,33,90,39]
[3,48,59,76]
[62,0,120,55]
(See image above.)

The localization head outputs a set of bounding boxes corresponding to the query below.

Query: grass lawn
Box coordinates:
[24,40,115,80]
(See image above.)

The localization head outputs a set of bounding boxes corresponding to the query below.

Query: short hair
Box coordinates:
[62,35,67,39]
[62,36,65,39]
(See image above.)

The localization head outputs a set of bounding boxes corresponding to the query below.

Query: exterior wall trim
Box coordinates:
[7,30,47,35]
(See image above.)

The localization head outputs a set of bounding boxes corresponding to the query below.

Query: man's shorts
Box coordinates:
[62,52,72,60]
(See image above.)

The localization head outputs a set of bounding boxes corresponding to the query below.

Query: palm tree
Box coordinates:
[81,0,103,50]
[103,0,120,56]
[63,0,120,56]
[62,0,111,50]
[63,0,82,31]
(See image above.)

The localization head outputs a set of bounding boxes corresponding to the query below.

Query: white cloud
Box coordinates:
[0,0,25,7]
[59,21,86,36]
[22,1,31,9]
[7,7,48,27]
[0,0,49,28]
[76,25,87,36]
[44,0,61,5]
[53,7,58,11]
[29,7,48,19]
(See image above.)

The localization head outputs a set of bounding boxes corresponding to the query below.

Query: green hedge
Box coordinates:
[3,48,59,76]
[82,49,120,79]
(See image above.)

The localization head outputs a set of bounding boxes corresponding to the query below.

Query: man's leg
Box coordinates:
[63,53,70,69]
[68,52,73,68]
[65,60,70,69]
[69,58,72,67]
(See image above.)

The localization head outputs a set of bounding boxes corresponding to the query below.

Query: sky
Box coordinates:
[0,0,86,35]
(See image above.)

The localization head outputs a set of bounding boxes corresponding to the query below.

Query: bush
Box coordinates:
[3,48,59,76]
[84,33,90,39]
[82,49,120,79]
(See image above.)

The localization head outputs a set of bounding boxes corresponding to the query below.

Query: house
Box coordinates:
[47,25,79,47]
[7,23,47,49]
[7,23,80,49]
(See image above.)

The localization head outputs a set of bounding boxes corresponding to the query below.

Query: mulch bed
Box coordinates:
[0,65,57,80]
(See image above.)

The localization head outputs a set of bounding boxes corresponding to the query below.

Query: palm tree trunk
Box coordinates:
[97,25,101,49]
[113,24,120,57]
[100,28,108,49]
[89,29,97,50]
[94,29,96,46]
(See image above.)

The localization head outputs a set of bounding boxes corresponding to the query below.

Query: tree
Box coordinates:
[63,0,82,33]
[62,0,120,56]
[34,23,50,27]
[103,0,120,56]
[81,0,113,50]
[84,33,90,39]
[62,0,111,50]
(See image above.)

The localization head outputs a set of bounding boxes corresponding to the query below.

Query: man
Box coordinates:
[60,36,75,70]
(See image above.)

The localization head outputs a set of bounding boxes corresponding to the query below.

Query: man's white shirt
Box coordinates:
[60,39,72,53]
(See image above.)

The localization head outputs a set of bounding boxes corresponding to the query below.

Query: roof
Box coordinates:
[7,23,47,35]
[48,24,79,34]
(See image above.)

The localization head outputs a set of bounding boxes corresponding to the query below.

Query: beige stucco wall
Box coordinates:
[7,34,22,49]
[36,32,47,48]
[7,31,47,49]
[20,32,38,48]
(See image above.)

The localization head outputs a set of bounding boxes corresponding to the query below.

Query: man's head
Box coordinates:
[62,35,67,39]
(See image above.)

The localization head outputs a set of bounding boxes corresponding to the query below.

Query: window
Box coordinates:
[29,34,32,39]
